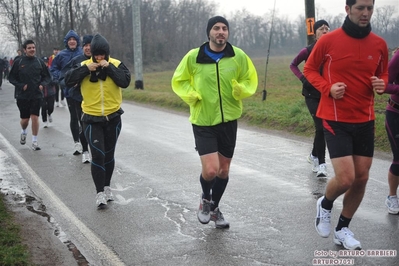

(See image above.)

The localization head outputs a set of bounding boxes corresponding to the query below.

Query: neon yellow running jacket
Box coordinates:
[172,42,258,126]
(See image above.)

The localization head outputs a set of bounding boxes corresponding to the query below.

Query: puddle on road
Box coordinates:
[0,151,90,266]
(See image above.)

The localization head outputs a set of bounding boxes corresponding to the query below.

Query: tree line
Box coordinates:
[0,0,397,69]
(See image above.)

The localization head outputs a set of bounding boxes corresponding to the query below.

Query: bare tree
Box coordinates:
[0,0,397,64]
[372,5,397,47]
[0,0,25,48]
[27,0,46,55]
[68,0,74,29]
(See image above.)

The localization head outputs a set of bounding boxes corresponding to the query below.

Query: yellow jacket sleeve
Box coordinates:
[171,51,202,106]
[231,56,258,100]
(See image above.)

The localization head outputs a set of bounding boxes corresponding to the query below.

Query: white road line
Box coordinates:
[0,133,125,266]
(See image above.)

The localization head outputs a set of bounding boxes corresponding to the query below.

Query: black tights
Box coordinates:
[83,116,121,193]
[54,84,64,102]
[66,98,88,152]
[41,95,55,122]
[305,97,326,164]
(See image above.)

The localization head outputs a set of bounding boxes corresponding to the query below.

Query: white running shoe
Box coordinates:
[197,197,211,224]
[96,192,107,208]
[43,121,49,128]
[307,153,319,172]
[315,196,331,237]
[385,195,399,214]
[20,133,27,145]
[210,207,230,229]
[82,151,91,164]
[104,186,114,202]
[316,163,327,177]
[334,227,362,250]
[32,141,41,151]
[55,102,59,107]
[48,115,53,123]
[73,142,83,155]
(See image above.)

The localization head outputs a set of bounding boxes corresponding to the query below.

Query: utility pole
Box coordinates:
[132,0,144,89]
[304,0,315,45]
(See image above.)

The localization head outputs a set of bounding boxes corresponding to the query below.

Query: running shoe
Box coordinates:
[82,151,91,164]
[43,121,48,128]
[334,227,362,250]
[210,207,230,229]
[73,142,83,155]
[307,153,319,172]
[197,197,211,224]
[315,196,331,237]
[385,195,399,214]
[31,141,41,151]
[104,186,114,202]
[48,115,53,123]
[96,192,107,208]
[316,163,327,177]
[20,133,27,145]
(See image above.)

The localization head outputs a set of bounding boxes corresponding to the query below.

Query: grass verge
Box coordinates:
[0,194,31,266]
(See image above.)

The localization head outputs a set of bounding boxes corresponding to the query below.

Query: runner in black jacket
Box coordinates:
[9,39,51,150]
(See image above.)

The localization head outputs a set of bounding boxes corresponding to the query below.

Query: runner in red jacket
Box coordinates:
[304,0,389,251]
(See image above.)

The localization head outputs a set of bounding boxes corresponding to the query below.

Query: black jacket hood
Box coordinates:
[90,34,110,62]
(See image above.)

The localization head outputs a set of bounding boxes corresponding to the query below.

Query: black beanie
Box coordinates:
[82,34,93,47]
[206,16,229,38]
[313,20,329,33]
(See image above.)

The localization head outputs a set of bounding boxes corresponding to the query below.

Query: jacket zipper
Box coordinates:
[216,62,224,122]
[100,80,105,116]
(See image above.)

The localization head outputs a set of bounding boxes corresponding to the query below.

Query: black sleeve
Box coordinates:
[40,60,52,87]
[59,59,75,87]
[105,62,131,88]
[65,64,90,88]
[8,58,23,87]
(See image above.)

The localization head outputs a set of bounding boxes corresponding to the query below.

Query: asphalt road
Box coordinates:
[0,81,398,266]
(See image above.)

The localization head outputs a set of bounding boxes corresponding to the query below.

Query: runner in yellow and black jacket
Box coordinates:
[65,34,131,209]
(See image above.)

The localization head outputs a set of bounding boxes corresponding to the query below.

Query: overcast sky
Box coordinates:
[215,0,398,18]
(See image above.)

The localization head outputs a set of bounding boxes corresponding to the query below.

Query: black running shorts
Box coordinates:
[17,98,43,118]
[323,120,374,159]
[192,120,237,158]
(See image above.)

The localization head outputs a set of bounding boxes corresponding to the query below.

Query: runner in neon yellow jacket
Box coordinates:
[171,39,258,126]
[171,16,258,229]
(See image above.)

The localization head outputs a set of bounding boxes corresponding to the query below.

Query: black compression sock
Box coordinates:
[211,177,229,211]
[200,174,215,201]
[336,215,351,231]
[321,196,334,210]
